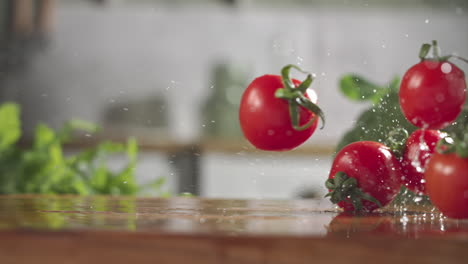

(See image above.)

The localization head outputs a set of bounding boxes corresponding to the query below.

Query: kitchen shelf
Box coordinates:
[61,136,336,156]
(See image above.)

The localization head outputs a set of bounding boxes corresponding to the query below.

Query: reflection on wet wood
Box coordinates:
[0,195,467,264]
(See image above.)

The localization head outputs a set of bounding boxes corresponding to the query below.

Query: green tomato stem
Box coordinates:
[432,40,440,59]
[324,172,382,213]
[275,64,325,131]
[419,43,431,61]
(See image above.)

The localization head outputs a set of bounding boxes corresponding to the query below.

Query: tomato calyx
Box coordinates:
[419,40,468,64]
[325,172,382,212]
[274,64,325,131]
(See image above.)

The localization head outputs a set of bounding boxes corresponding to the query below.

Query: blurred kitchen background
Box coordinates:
[0,0,467,199]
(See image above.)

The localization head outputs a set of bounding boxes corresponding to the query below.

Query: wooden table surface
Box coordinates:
[0,195,467,264]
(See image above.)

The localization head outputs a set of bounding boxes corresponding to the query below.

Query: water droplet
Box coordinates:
[381,44,386,48]
[123,107,129,111]
[413,196,422,203]
[109,98,115,103]
[425,19,429,24]
[85,133,92,137]
[405,33,409,38]
[441,62,452,74]
[267,129,275,136]
[211,120,216,123]
[41,93,48,97]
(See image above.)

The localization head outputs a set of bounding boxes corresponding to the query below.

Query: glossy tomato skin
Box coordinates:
[329,141,402,212]
[399,60,466,129]
[239,74,318,151]
[425,152,468,219]
[401,129,445,195]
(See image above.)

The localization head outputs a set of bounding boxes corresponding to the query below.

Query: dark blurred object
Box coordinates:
[201,62,249,140]
[0,0,54,73]
[296,188,321,199]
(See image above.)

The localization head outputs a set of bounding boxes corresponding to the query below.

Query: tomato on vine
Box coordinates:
[325,141,402,212]
[399,41,467,129]
[239,65,325,151]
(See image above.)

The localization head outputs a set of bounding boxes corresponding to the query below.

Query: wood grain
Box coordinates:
[0,195,467,264]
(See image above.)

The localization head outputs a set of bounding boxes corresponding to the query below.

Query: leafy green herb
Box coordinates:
[335,74,417,153]
[0,102,166,196]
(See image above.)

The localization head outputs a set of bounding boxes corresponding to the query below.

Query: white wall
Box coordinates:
[5,4,468,143]
[2,3,467,198]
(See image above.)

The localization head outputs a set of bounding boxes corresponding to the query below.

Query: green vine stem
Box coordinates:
[274,64,325,131]
[419,40,468,65]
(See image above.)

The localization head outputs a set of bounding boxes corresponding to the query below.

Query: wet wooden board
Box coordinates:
[0,195,467,264]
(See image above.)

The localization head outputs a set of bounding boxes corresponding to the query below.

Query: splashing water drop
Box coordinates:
[297,56,304,65]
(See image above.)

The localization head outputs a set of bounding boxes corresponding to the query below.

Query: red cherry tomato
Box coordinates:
[399,60,466,129]
[328,141,402,212]
[239,74,319,151]
[425,152,468,219]
[401,129,446,194]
